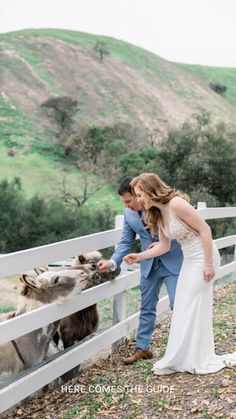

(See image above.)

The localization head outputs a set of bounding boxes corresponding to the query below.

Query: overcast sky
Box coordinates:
[1,0,236,67]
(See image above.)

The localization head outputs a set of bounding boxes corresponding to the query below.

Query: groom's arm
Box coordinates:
[110,212,136,269]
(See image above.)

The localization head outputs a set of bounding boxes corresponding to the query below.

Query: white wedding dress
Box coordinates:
[153,206,236,375]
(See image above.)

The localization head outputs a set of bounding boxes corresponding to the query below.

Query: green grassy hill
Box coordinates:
[1,28,236,210]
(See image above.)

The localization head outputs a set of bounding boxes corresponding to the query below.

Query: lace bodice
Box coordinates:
[162,206,198,244]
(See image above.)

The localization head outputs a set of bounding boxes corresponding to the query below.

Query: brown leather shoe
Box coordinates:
[123,348,153,365]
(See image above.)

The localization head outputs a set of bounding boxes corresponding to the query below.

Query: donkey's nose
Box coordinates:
[36,277,47,288]
[90,262,97,270]
[52,276,59,285]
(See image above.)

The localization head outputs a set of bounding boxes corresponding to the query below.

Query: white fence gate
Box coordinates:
[0,203,236,414]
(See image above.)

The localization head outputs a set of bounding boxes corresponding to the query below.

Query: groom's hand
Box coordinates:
[97,259,113,272]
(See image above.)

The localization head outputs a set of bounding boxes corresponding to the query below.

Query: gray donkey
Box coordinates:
[0,268,94,385]
[54,251,121,349]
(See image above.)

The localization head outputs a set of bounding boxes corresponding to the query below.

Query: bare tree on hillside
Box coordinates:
[58,174,107,207]
[41,96,79,133]
[68,124,130,182]
[148,128,163,146]
[93,41,110,61]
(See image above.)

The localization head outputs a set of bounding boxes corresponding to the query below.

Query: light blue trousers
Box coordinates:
[136,261,179,351]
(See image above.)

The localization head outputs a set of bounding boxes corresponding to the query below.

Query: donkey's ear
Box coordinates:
[35,266,48,275]
[78,255,87,264]
[34,268,41,276]
[19,274,27,283]
[20,274,36,285]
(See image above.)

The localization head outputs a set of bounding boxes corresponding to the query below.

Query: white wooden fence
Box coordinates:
[0,203,236,414]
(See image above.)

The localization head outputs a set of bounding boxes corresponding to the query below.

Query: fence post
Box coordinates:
[197,202,207,210]
[112,215,127,351]
[233,243,236,281]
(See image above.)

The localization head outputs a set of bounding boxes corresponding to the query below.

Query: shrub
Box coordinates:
[209,82,227,95]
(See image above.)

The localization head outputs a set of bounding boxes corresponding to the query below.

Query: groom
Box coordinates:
[98,177,183,364]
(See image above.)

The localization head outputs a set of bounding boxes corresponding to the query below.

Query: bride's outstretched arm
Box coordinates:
[170,197,215,281]
[123,228,170,264]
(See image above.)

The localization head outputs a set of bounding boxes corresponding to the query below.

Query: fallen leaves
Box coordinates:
[3,282,236,419]
[224,369,235,379]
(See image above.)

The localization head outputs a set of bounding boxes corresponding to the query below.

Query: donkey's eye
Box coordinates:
[53,276,59,284]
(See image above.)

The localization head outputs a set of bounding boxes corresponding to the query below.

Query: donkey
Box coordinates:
[55,251,121,349]
[0,268,93,385]
[50,251,121,382]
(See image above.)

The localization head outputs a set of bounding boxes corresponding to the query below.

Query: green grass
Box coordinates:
[180,63,236,107]
[1,28,236,99]
[0,306,15,313]
[97,276,234,332]
[64,406,83,418]
[0,142,123,212]
[13,44,61,94]
[97,286,141,331]
[0,28,165,74]
[97,283,170,331]
[0,77,123,212]
[2,28,236,213]
[0,91,43,150]
[1,88,121,210]
[2,28,236,107]
[0,39,60,93]
[0,54,24,76]
[0,91,22,120]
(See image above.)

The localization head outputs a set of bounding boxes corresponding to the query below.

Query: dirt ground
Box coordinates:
[2,282,235,419]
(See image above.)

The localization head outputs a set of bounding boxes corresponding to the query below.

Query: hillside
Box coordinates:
[0,28,236,207]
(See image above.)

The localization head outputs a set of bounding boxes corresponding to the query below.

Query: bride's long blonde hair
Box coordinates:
[130,173,189,235]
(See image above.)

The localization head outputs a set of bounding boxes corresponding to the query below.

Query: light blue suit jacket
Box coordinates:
[111,208,183,278]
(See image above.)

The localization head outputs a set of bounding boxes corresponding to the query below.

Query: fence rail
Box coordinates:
[0,204,236,414]
[0,229,122,278]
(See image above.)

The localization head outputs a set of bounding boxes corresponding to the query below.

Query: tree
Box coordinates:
[93,41,110,61]
[157,112,236,206]
[118,147,159,180]
[77,125,109,165]
[58,174,107,208]
[68,124,129,182]
[46,124,124,203]
[0,178,115,252]
[209,82,227,95]
[41,96,78,132]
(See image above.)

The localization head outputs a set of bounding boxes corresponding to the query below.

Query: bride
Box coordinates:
[124,173,236,375]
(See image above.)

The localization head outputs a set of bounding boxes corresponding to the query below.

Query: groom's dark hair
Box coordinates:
[117,177,133,195]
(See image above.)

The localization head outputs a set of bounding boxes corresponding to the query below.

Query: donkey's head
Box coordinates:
[72,251,102,270]
[72,251,121,288]
[20,268,91,304]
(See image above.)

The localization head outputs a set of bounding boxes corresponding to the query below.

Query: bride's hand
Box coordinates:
[123,253,140,264]
[204,264,215,281]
